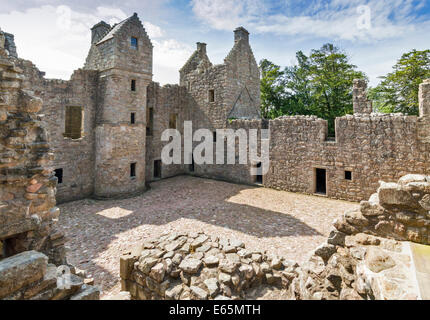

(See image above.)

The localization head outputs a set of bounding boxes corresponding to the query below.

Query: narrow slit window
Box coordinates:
[54,168,63,184]
[64,106,83,139]
[131,37,138,50]
[130,163,136,178]
[213,131,217,143]
[147,107,154,136]
[131,79,136,91]
[209,89,215,102]
[131,112,136,124]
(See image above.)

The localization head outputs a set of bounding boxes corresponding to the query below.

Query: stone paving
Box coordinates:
[58,176,358,298]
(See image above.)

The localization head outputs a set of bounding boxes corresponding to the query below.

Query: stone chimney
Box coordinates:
[353,79,372,114]
[234,27,249,44]
[419,79,430,118]
[196,42,207,54]
[91,21,111,44]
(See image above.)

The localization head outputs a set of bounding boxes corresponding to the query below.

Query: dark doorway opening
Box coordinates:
[154,160,161,179]
[255,162,263,184]
[315,168,326,194]
[54,168,63,184]
[189,155,195,172]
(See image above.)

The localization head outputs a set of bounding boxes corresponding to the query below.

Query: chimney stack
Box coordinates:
[197,42,207,54]
[234,27,249,44]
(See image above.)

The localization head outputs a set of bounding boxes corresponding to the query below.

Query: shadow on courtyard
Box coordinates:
[58,175,324,295]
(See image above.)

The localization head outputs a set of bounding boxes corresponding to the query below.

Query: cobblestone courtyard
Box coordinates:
[58,176,358,298]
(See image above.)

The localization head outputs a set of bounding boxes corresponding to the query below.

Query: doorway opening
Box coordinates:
[154,160,161,179]
[315,168,327,195]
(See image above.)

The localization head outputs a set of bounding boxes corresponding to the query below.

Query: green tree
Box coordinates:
[259,59,285,118]
[259,44,366,135]
[372,49,430,114]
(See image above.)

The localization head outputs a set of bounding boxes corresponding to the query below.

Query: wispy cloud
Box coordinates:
[191,0,427,41]
[0,5,192,84]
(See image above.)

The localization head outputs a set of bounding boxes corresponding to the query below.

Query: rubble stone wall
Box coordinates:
[120,232,293,300]
[0,36,65,264]
[265,113,430,202]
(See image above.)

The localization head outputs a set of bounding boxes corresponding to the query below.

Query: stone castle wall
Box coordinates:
[265,112,430,201]
[0,28,99,300]
[2,16,429,204]
[15,61,99,203]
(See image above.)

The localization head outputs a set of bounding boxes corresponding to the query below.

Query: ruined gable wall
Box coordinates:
[145,82,188,182]
[265,114,430,202]
[16,59,98,203]
[223,32,260,120]
[0,37,66,265]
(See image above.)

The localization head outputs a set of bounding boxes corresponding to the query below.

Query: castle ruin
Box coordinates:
[1,12,430,301]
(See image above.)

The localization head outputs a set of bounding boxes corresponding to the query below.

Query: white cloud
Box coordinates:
[191,0,425,42]
[0,5,192,85]
[0,5,127,79]
[152,39,194,84]
[144,21,164,38]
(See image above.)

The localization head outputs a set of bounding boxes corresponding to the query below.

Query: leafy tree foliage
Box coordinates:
[370,49,430,115]
[259,44,366,135]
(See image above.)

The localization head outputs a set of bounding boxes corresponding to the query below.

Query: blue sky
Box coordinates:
[1,0,429,86]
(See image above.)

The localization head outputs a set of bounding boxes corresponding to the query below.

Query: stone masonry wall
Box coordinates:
[15,60,99,203]
[0,29,99,300]
[120,232,292,300]
[265,112,430,202]
[0,34,66,264]
[146,82,188,182]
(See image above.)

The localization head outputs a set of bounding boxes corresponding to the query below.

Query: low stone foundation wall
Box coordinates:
[0,250,99,300]
[120,233,298,300]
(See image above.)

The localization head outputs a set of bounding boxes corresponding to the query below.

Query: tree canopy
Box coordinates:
[369,49,430,115]
[260,44,366,135]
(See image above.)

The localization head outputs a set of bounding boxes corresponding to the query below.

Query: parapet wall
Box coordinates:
[265,113,430,201]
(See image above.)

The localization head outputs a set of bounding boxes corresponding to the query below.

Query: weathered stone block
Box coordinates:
[0,250,48,299]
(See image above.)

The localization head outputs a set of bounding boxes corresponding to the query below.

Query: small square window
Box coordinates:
[130,163,137,178]
[131,79,136,91]
[131,37,138,50]
[54,168,63,184]
[345,171,352,181]
[209,89,215,102]
[131,113,136,124]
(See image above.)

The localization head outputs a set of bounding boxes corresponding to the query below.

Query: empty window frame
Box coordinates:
[130,163,137,178]
[54,168,63,184]
[208,89,215,102]
[131,37,138,50]
[64,106,83,139]
[345,171,352,181]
